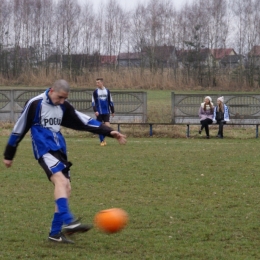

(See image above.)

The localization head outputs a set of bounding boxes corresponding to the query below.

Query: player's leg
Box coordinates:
[60,175,92,235]
[50,177,71,235]
[96,114,105,145]
[51,170,92,236]
[38,152,73,243]
[48,173,74,243]
[51,172,74,225]
[39,152,91,243]
[102,114,111,145]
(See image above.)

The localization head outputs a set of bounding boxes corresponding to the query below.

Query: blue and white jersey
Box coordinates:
[92,87,114,115]
[4,89,114,161]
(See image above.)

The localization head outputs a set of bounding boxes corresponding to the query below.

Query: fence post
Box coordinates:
[171,92,175,123]
[186,125,190,137]
[10,90,14,122]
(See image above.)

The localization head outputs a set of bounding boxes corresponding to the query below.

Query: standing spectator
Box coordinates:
[198,96,214,139]
[92,78,115,146]
[213,96,230,138]
[3,79,126,244]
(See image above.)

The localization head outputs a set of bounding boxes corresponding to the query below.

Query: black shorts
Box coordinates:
[38,150,72,181]
[97,114,110,123]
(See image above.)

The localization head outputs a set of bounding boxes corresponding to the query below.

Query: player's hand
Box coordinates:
[110,131,127,145]
[3,159,13,168]
[111,113,115,117]
[95,112,99,116]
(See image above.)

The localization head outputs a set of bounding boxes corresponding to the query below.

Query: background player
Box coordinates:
[92,78,115,146]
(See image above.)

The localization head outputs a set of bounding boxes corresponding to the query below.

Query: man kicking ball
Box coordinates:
[3,79,126,243]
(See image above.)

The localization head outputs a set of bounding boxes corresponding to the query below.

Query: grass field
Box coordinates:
[1,135,260,259]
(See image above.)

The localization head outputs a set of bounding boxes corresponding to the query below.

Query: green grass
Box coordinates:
[146,90,172,122]
[1,136,260,259]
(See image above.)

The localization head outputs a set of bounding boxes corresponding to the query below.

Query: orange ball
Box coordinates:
[94,208,128,233]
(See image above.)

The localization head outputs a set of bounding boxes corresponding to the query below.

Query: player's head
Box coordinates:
[96,78,104,88]
[49,79,70,105]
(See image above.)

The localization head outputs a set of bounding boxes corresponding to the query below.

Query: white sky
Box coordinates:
[77,0,193,11]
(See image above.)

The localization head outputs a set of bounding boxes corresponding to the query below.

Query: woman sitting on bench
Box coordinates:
[198,96,214,139]
[213,96,230,139]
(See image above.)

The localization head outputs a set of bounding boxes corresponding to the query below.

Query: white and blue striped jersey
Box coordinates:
[92,87,114,115]
[4,89,114,161]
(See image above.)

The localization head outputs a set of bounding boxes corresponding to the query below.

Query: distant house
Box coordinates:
[1,46,36,67]
[248,46,260,67]
[220,54,246,69]
[100,55,117,67]
[177,48,214,68]
[210,48,237,66]
[47,54,100,70]
[118,45,177,69]
[117,52,146,67]
[142,45,178,68]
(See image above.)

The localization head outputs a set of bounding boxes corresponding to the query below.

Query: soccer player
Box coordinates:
[3,79,126,244]
[92,78,114,146]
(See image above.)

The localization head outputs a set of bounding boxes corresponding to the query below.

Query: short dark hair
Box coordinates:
[52,79,70,93]
[96,78,103,81]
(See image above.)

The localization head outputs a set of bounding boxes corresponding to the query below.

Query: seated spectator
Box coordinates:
[198,96,214,139]
[212,96,230,138]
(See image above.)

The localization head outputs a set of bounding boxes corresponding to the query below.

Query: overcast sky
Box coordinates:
[77,0,193,11]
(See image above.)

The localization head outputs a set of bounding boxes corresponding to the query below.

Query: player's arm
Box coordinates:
[62,102,119,137]
[108,90,115,114]
[92,91,99,116]
[3,100,36,164]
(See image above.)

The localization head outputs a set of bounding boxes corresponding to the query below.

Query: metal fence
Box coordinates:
[172,93,260,124]
[0,89,147,123]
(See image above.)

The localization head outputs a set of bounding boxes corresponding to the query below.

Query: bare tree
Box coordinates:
[0,0,12,47]
[81,2,95,55]
[55,0,81,78]
[103,0,129,62]
[130,3,148,52]
[0,0,12,77]
[232,0,260,87]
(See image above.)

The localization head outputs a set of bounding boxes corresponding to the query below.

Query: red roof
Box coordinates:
[210,48,236,59]
[249,46,260,56]
[118,52,144,60]
[100,55,117,64]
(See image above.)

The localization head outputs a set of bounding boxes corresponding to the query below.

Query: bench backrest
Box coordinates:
[172,93,260,124]
[0,89,147,123]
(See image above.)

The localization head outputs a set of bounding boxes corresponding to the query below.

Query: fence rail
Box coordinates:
[0,89,147,123]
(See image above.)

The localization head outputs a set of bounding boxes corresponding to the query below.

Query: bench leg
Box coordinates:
[117,124,120,132]
[256,125,258,138]
[186,125,190,137]
[149,124,153,137]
